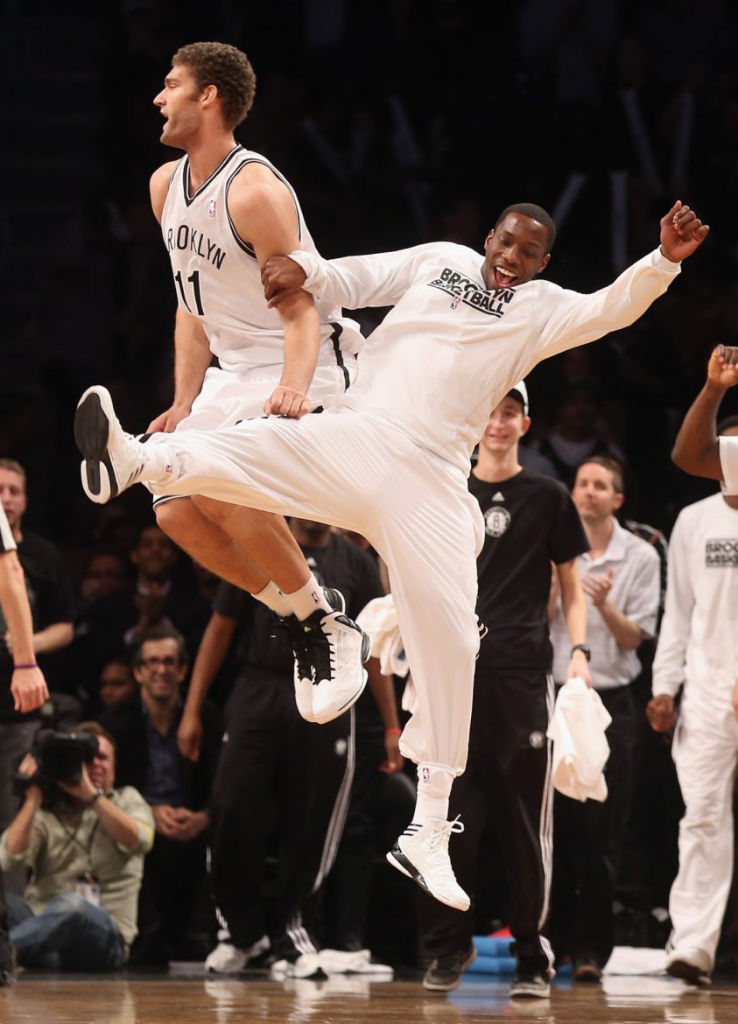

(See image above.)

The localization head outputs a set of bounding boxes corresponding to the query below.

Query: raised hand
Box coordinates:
[659,200,710,263]
[707,345,738,390]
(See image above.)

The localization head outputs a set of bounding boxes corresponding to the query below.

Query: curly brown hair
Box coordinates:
[172,41,256,131]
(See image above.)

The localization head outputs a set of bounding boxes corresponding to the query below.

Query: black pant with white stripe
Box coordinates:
[418,666,554,972]
[208,667,354,960]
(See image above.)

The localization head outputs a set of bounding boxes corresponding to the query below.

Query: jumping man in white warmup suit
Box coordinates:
[75,200,709,911]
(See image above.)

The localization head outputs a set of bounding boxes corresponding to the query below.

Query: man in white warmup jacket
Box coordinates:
[74,200,708,913]
[647,442,738,987]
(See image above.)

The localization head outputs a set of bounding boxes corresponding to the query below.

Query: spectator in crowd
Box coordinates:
[0,498,50,986]
[100,624,221,964]
[647,429,738,987]
[84,523,210,677]
[0,722,154,970]
[177,518,384,975]
[671,345,738,493]
[529,386,625,489]
[418,382,590,999]
[548,456,660,980]
[95,659,137,714]
[0,459,75,832]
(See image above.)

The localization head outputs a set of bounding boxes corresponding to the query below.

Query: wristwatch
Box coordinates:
[570,643,591,662]
[88,788,106,806]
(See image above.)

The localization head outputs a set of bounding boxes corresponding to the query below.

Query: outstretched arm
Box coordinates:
[262,244,434,312]
[671,345,738,482]
[536,201,710,360]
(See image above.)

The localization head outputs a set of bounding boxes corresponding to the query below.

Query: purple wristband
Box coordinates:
[13,663,39,670]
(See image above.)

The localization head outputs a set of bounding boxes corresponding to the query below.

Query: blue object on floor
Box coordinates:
[466,954,517,975]
[472,936,513,959]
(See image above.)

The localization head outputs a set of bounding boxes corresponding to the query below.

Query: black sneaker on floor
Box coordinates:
[422,942,477,992]
[510,966,551,999]
[667,958,711,987]
[573,956,602,982]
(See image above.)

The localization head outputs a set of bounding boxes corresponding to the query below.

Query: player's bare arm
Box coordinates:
[149,161,181,225]
[147,308,213,433]
[262,256,308,307]
[148,161,213,433]
[671,345,738,481]
[228,165,320,418]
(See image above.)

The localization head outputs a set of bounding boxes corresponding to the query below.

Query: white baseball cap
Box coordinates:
[507,380,529,415]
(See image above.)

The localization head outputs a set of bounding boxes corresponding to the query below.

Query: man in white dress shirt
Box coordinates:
[74,200,708,912]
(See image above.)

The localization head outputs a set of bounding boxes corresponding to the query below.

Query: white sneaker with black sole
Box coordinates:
[386,817,469,911]
[74,385,148,503]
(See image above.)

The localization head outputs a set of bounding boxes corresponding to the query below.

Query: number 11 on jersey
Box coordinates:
[174,269,205,315]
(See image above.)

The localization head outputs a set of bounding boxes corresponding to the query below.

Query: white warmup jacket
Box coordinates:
[652,491,738,973]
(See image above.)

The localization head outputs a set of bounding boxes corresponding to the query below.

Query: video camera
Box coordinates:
[15,730,100,794]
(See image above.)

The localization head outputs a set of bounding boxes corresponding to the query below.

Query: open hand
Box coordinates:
[147,404,191,434]
[264,385,311,418]
[659,201,709,262]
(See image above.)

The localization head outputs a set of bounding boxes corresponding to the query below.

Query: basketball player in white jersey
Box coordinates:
[77,42,369,721]
[74,199,709,912]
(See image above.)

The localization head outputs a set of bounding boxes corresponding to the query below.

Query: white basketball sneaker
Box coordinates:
[386,817,470,911]
[204,935,269,974]
[309,605,371,724]
[74,385,148,503]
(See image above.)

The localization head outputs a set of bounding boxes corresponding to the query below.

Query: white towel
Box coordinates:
[546,677,612,802]
[356,595,409,678]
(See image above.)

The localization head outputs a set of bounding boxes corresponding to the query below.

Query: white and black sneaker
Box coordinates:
[204,935,270,974]
[281,588,346,723]
[282,588,370,724]
[74,385,147,503]
[386,817,469,911]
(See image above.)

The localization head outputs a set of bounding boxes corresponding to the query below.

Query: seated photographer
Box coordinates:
[99,624,221,963]
[0,722,153,970]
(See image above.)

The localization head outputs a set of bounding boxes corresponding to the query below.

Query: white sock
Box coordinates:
[253,581,292,617]
[413,764,455,824]
[285,574,331,620]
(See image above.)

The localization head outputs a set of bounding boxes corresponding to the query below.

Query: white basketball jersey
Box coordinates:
[160,145,363,378]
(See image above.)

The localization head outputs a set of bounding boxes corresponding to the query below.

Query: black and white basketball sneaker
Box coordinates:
[74,385,147,503]
[386,817,470,911]
[282,587,370,724]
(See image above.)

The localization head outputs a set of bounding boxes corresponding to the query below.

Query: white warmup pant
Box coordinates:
[148,362,354,505]
[667,686,738,972]
[149,410,484,774]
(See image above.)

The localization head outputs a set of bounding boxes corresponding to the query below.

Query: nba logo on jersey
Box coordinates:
[207,199,217,218]
[449,294,461,310]
[421,767,430,783]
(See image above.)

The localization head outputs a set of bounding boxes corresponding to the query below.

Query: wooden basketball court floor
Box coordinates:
[1,969,736,1024]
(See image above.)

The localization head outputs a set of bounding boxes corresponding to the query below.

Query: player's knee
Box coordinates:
[155,498,193,540]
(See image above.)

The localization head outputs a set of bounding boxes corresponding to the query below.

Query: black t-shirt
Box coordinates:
[470,469,588,671]
[215,533,383,713]
[0,531,76,720]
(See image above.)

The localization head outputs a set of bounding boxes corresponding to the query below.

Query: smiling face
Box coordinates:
[153,63,208,148]
[483,213,551,289]
[479,396,530,458]
[133,637,187,704]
